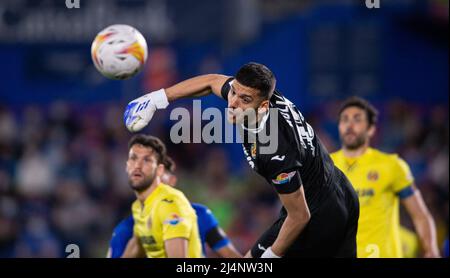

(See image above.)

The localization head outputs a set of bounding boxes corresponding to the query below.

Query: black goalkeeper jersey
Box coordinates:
[222,80,337,215]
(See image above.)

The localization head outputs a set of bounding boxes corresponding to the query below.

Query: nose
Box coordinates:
[229,95,239,109]
[345,122,356,133]
[133,159,143,169]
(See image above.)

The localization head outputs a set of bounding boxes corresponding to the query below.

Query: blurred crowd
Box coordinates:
[0,98,448,258]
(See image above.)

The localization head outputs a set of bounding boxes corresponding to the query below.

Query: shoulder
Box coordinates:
[370,148,406,166]
[369,149,413,180]
[156,184,193,210]
[330,149,343,160]
[366,148,392,162]
[191,203,209,215]
[131,199,140,213]
[114,215,134,233]
[192,203,218,227]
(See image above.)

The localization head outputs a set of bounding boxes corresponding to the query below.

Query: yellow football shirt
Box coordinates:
[131,183,202,258]
[331,148,414,258]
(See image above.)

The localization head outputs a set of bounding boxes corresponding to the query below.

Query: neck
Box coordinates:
[135,178,160,205]
[342,143,370,158]
[242,109,269,132]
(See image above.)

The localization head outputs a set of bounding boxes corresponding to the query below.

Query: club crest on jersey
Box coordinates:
[251,143,257,159]
[272,171,296,185]
[164,213,184,226]
[367,170,379,181]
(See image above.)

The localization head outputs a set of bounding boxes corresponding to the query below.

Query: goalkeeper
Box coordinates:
[124,63,360,258]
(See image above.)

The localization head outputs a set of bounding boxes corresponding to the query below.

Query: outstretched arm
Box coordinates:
[124,74,231,132]
[165,74,231,101]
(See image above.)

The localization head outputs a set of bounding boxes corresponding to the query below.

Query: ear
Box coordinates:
[156,163,165,177]
[368,125,376,138]
[258,99,270,114]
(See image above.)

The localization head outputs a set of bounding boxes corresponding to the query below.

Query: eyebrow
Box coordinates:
[129,153,154,160]
[231,85,254,99]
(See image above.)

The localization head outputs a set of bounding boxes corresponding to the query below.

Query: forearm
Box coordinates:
[267,186,311,257]
[216,244,243,258]
[413,214,439,256]
[121,236,146,258]
[402,189,440,257]
[271,213,309,256]
[165,238,188,258]
[124,74,230,132]
[165,74,230,101]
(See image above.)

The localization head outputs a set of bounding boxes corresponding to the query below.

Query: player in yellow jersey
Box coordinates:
[122,134,202,258]
[330,97,440,258]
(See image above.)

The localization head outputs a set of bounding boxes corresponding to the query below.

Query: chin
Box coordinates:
[129,180,151,192]
[132,184,150,193]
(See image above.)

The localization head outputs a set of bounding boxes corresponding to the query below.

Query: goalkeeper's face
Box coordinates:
[126,144,160,192]
[226,80,270,125]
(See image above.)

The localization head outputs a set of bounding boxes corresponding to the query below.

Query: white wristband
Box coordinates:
[151,89,169,109]
[260,246,281,258]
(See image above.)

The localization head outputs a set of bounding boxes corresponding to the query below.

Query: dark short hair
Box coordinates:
[235,62,276,99]
[128,134,167,164]
[338,96,379,126]
[162,156,176,173]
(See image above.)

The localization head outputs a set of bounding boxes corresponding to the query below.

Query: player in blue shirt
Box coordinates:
[107,156,241,258]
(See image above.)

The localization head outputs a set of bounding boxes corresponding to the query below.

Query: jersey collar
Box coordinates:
[143,183,165,208]
[240,110,270,134]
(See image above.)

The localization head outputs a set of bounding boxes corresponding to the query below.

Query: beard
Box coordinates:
[340,132,367,150]
[128,170,156,193]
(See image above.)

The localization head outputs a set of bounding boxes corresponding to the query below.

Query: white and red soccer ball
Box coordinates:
[91,24,148,80]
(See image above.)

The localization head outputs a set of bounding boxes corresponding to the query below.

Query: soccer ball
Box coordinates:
[91,24,148,80]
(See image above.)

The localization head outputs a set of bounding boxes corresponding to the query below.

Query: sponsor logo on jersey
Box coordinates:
[164,213,184,226]
[356,188,375,197]
[272,171,296,185]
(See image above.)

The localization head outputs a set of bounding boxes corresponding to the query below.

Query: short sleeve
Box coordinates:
[197,206,229,250]
[221,77,234,100]
[206,227,230,251]
[264,116,304,194]
[270,169,302,194]
[391,156,415,194]
[158,197,196,241]
[194,204,218,232]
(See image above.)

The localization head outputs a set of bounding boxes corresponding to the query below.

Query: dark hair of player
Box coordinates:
[128,134,167,164]
[235,62,276,99]
[338,96,379,127]
[162,156,176,174]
